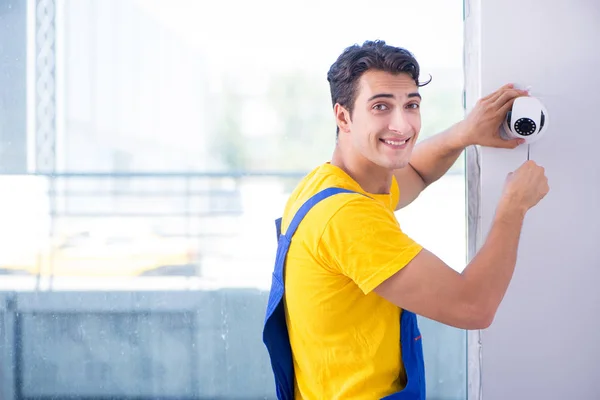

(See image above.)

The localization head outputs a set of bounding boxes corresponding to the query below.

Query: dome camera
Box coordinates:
[501,96,549,144]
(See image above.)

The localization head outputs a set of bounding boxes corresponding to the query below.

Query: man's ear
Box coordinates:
[334,103,351,133]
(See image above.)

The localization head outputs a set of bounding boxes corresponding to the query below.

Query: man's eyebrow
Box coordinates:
[367,93,394,102]
[367,92,421,102]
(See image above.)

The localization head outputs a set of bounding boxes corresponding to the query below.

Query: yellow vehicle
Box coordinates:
[0,225,201,277]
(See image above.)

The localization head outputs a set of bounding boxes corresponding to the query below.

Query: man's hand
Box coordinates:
[499,160,550,216]
[459,83,530,149]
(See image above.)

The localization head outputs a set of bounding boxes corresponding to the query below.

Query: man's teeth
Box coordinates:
[383,138,409,145]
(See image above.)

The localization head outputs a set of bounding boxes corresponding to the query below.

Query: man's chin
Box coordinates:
[367,154,410,171]
[388,160,410,170]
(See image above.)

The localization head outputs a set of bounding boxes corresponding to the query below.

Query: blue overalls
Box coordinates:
[262,187,427,400]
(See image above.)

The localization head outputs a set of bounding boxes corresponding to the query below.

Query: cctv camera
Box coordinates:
[501,96,548,144]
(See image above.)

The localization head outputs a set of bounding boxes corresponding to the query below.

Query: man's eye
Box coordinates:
[373,104,388,111]
[407,103,420,109]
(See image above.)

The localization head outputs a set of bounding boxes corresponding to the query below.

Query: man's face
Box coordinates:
[336,70,422,170]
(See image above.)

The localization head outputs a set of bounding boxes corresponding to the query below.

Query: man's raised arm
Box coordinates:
[395,84,528,210]
[378,160,549,329]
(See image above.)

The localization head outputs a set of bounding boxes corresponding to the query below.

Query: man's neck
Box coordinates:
[330,144,393,195]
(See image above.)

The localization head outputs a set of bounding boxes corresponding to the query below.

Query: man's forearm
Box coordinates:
[462,200,526,325]
[410,122,468,187]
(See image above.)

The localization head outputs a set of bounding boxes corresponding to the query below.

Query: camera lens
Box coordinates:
[514,118,536,136]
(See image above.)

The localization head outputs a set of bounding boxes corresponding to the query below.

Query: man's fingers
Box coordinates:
[509,139,525,148]
[488,84,528,107]
[492,89,525,109]
[496,95,519,117]
[496,138,524,149]
[484,87,510,104]
[481,83,514,102]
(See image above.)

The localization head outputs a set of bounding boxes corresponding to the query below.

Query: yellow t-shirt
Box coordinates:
[281,163,423,400]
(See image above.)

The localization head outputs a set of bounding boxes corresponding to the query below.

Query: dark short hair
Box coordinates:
[327,40,431,134]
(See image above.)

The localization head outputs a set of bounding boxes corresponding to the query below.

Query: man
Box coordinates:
[263,40,549,400]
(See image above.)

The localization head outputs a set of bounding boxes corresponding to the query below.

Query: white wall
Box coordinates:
[466,1,600,399]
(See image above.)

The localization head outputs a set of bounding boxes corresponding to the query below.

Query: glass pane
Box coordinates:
[0,0,467,398]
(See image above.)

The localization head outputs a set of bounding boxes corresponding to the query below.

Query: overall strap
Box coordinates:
[264,186,365,400]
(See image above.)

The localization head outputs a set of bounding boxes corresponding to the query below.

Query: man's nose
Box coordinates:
[389,110,411,134]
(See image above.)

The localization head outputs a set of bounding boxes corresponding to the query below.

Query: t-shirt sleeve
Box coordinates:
[318,196,423,294]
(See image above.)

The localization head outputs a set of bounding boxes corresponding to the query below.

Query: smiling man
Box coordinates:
[263,40,549,400]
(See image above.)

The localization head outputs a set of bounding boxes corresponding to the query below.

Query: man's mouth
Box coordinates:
[380,137,410,148]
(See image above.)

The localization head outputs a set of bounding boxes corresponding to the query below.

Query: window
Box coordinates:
[0,0,467,398]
